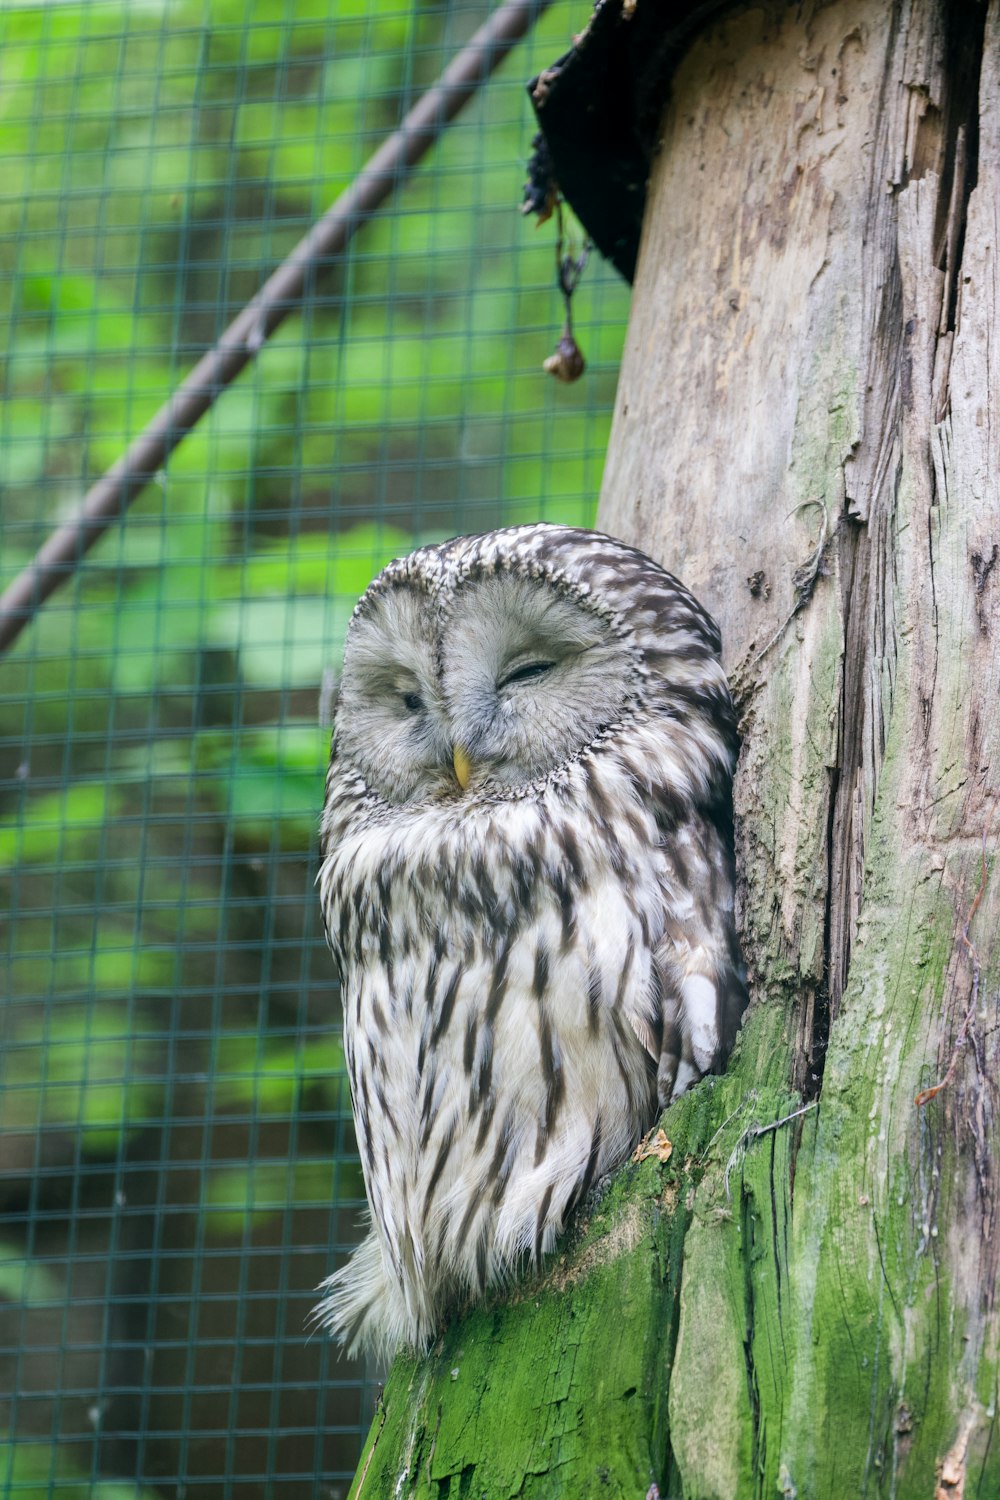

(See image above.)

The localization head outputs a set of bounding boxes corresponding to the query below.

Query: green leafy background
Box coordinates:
[0,0,629,1493]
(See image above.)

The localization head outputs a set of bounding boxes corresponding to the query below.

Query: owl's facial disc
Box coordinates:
[441,572,636,790]
[336,563,640,805]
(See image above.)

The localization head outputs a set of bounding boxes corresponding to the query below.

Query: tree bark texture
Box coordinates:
[348,2,1000,1494]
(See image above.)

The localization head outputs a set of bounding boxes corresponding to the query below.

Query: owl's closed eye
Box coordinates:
[317,523,746,1359]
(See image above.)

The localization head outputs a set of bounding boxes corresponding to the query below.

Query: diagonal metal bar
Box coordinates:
[0,0,553,655]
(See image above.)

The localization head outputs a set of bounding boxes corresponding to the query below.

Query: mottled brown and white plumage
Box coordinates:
[317,524,745,1358]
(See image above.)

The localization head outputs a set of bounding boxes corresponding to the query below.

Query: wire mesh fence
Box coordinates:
[0,1,629,1494]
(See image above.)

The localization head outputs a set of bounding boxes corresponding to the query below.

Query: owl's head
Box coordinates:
[331,525,734,807]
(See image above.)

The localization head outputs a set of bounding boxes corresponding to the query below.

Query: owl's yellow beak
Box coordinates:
[453,745,472,790]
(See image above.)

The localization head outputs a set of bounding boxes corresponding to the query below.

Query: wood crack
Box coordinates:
[823,0,988,1059]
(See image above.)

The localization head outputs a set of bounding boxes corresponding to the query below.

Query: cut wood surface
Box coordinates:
[348,2,1000,1493]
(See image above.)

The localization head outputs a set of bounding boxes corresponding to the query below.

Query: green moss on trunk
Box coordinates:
[347,1068,810,1498]
[348,1086,719,1498]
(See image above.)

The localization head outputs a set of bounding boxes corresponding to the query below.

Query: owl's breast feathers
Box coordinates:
[316,723,744,1357]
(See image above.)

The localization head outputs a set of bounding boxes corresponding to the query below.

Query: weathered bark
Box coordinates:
[347,2,1000,1494]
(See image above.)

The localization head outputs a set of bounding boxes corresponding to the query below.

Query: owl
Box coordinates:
[316,524,746,1359]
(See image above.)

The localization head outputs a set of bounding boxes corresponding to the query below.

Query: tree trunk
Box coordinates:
[347,2,1000,1494]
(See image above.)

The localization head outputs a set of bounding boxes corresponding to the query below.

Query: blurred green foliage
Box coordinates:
[0,0,628,1488]
[0,1002,165,1154]
[0,1438,161,1500]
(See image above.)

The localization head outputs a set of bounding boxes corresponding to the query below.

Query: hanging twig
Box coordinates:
[0,0,554,656]
[543,199,590,382]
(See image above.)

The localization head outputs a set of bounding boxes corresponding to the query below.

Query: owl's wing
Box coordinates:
[625,821,747,1107]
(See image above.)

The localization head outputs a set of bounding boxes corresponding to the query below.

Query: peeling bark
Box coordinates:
[346,2,1000,1494]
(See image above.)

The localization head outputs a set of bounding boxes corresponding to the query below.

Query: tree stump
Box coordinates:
[348,3,1000,1493]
